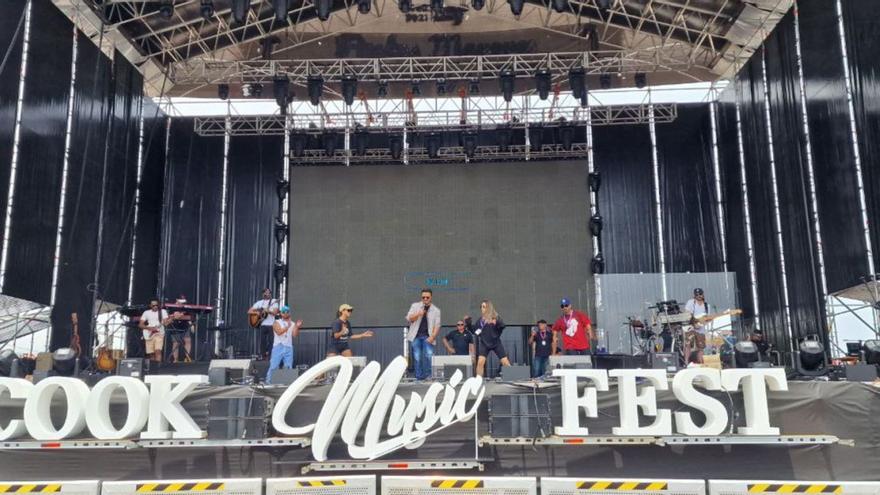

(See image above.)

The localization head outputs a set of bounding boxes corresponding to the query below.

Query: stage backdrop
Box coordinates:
[288,161,593,327]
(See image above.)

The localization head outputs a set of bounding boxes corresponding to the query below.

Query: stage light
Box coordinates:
[159,1,174,19]
[436,78,448,96]
[260,36,280,60]
[508,0,524,16]
[274,218,289,244]
[588,171,601,192]
[231,0,248,23]
[599,73,612,89]
[734,341,760,368]
[471,0,485,10]
[272,0,289,22]
[468,78,480,95]
[273,261,287,287]
[341,74,358,106]
[499,68,515,102]
[597,0,612,11]
[307,74,324,106]
[200,0,214,20]
[251,83,263,98]
[591,253,605,274]
[399,0,412,13]
[353,129,369,156]
[315,0,332,20]
[580,91,589,108]
[589,213,603,237]
[291,132,307,157]
[559,123,574,150]
[426,133,442,159]
[274,75,291,113]
[462,131,478,158]
[322,132,338,155]
[535,68,552,100]
[431,0,444,14]
[389,135,403,160]
[796,338,827,376]
[358,0,371,14]
[635,72,647,89]
[217,83,229,100]
[551,0,567,12]
[377,80,388,97]
[276,178,289,201]
[569,67,585,100]
[529,124,544,150]
[497,127,512,152]
[0,349,19,377]
[52,348,78,376]
[410,80,421,97]
[863,340,880,365]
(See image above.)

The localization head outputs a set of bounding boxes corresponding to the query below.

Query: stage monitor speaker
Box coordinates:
[34,352,53,372]
[844,363,878,382]
[208,397,273,417]
[432,355,472,379]
[489,394,550,416]
[489,416,552,438]
[209,368,229,386]
[268,367,299,385]
[207,396,272,440]
[651,352,679,372]
[500,365,531,382]
[488,393,552,438]
[207,418,268,440]
[209,359,255,384]
[117,358,146,379]
[549,355,592,371]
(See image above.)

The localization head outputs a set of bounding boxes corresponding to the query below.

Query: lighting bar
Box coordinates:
[735,102,761,329]
[216,114,231,321]
[127,94,146,305]
[649,102,667,300]
[709,99,728,272]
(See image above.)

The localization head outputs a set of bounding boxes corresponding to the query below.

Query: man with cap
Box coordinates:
[551,298,592,355]
[328,303,374,357]
[684,288,709,364]
[406,289,442,380]
[266,305,303,384]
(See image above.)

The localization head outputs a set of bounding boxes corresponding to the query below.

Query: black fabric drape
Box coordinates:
[0,1,26,239]
[738,53,790,355]
[656,104,723,273]
[843,0,880,274]
[798,0,870,293]
[50,31,112,351]
[593,124,658,273]
[160,118,223,309]
[131,102,166,305]
[3,0,72,305]
[221,134,283,353]
[764,11,826,344]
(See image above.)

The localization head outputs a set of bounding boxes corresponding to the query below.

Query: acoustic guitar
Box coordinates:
[248,309,268,329]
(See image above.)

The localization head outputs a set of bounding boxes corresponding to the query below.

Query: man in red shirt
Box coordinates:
[551,298,592,355]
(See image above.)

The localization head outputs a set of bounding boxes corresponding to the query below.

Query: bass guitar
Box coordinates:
[95,320,117,372]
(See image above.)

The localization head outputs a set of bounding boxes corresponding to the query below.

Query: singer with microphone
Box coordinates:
[406,289,441,381]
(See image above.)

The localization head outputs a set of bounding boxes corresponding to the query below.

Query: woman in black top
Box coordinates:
[465,300,512,377]
[328,303,374,357]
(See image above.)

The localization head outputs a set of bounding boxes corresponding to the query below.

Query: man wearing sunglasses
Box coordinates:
[444,320,474,357]
[551,297,592,355]
[139,299,173,364]
[406,289,442,381]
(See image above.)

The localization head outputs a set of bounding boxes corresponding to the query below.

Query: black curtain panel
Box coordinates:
[593,124,658,274]
[799,0,870,293]
[655,104,723,273]
[764,11,826,343]
[221,134,283,353]
[0,1,26,237]
[50,31,113,351]
[160,118,224,308]
[843,0,880,274]
[3,0,72,306]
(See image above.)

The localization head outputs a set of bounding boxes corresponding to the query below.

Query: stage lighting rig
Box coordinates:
[468,78,481,95]
[600,73,612,89]
[471,0,485,10]
[159,1,174,19]
[795,337,828,377]
[588,171,601,192]
[589,213,603,237]
[529,123,544,149]
[568,67,585,100]
[399,0,412,13]
[200,0,214,20]
[291,132,307,157]
[436,78,448,96]
[462,131,478,158]
[353,128,369,156]
[508,0,524,16]
[53,348,78,376]
[322,132,338,155]
[231,0,248,23]
[315,0,332,20]
[341,74,358,105]
[551,0,567,12]
[274,218,289,244]
[410,80,422,97]
[499,68,516,102]
[558,123,574,149]
[635,72,647,89]
[251,83,263,98]
[260,36,280,60]
[389,135,403,160]
[272,0,289,22]
[357,0,371,14]
[535,68,552,100]
[274,76,291,113]
[217,84,229,100]
[734,341,760,368]
[597,0,612,11]
[497,126,512,151]
[307,74,324,106]
[276,178,289,201]
[591,253,605,274]
[426,133,442,159]
[273,261,288,286]
[377,80,389,97]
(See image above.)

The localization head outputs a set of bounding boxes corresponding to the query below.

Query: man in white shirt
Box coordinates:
[248,288,279,359]
[684,288,709,364]
[139,299,173,363]
[266,305,303,384]
[405,289,441,381]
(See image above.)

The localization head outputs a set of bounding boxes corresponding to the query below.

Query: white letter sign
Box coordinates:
[553,369,609,436]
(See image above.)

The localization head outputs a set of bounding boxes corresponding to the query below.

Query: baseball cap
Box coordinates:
[560,298,571,307]
[281,305,290,313]
[693,288,704,295]
[339,303,354,312]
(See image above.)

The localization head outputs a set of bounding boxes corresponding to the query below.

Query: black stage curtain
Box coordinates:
[593,124,658,273]
[737,54,790,355]
[3,0,72,305]
[764,11,826,343]
[221,134,283,354]
[655,104,723,273]
[0,1,26,239]
[131,101,165,305]
[843,0,880,274]
[799,0,870,293]
[160,118,223,309]
[50,31,112,351]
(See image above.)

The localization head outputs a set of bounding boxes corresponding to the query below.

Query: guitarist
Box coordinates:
[248,288,279,359]
[684,288,709,364]
[140,299,173,364]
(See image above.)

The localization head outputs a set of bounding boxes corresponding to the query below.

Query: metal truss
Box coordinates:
[302,460,484,473]
[193,102,676,136]
[288,143,592,164]
[478,434,849,447]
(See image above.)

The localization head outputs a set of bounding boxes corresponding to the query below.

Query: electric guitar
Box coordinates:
[685,309,743,330]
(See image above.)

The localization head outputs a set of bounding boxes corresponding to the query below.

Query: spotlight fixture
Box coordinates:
[635,72,647,89]
[291,132,307,157]
[273,75,290,113]
[468,78,480,95]
[426,133,442,159]
[461,131,478,158]
[274,218,289,244]
[231,0,248,23]
[734,341,760,368]
[322,132,338,155]
[580,92,589,108]
[217,83,229,100]
[588,171,601,192]
[251,83,263,98]
[273,261,288,287]
[559,123,574,150]
[357,0,371,14]
[508,0,524,16]
[568,67,585,100]
[436,78,448,96]
[410,80,422,97]
[529,123,544,149]
[341,74,358,106]
[589,213,603,237]
[591,253,605,274]
[471,0,485,10]
[599,73,612,90]
[260,36,279,60]
[863,340,880,365]
[377,80,389,97]
[399,0,412,13]
[272,0,289,22]
[597,0,612,11]
[535,68,552,100]
[353,129,369,156]
[796,338,827,376]
[276,178,289,201]
[431,0,444,15]
[315,0,332,21]
[551,0,567,12]
[52,348,78,376]
[389,135,403,160]
[497,127,512,151]
[199,0,214,20]
[159,0,174,19]
[307,74,324,106]
[499,67,515,103]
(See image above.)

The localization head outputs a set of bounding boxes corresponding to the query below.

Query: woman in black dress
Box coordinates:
[465,299,512,377]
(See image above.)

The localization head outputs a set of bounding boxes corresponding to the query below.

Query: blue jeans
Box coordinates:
[411,336,434,380]
[266,344,294,384]
[531,355,549,378]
